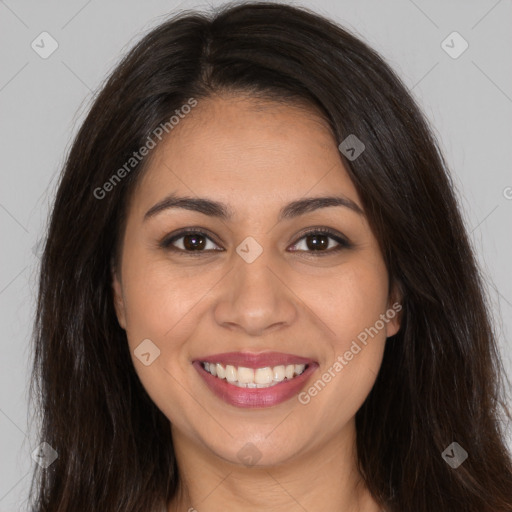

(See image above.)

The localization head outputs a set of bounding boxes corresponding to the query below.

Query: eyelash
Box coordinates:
[159,227,352,257]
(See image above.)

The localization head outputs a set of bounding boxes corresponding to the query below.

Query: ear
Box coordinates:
[111,258,127,330]
[385,280,403,338]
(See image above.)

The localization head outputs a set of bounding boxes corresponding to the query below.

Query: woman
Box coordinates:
[29,2,512,511]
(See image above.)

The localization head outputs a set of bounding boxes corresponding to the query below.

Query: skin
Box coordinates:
[112,93,401,512]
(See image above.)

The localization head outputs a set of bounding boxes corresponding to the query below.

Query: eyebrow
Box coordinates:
[143,193,364,222]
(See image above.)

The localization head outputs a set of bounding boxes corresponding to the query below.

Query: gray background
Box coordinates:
[1,0,511,510]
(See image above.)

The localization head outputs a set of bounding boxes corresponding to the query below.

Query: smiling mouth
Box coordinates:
[201,362,308,388]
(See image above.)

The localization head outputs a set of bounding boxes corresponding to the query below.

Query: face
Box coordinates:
[112,94,400,467]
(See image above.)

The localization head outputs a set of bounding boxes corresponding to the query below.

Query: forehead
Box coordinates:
[130,94,361,219]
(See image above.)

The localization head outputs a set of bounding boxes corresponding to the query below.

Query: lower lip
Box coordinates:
[193,361,318,408]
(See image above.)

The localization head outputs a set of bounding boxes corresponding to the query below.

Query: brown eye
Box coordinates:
[160,227,351,257]
[304,233,330,251]
[182,233,207,251]
[289,228,351,255]
[160,230,223,253]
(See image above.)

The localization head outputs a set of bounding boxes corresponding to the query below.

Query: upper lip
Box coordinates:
[194,351,316,369]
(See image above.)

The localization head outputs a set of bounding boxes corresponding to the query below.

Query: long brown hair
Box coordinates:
[29,2,512,511]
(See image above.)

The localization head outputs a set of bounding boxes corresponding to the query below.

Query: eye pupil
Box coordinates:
[306,234,329,251]
[165,229,345,256]
[183,234,206,250]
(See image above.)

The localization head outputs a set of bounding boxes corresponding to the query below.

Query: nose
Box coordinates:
[213,247,298,337]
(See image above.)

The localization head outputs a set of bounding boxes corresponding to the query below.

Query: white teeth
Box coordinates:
[255,367,273,384]
[237,366,255,384]
[225,365,237,383]
[273,365,285,382]
[201,361,308,388]
[216,363,225,379]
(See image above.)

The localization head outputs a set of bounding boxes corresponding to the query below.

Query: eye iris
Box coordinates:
[175,232,336,252]
[306,234,329,251]
[183,233,206,250]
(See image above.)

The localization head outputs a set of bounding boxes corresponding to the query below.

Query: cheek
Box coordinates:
[295,257,389,411]
[121,242,390,360]
[299,256,390,354]
[121,250,211,343]
[119,254,209,424]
